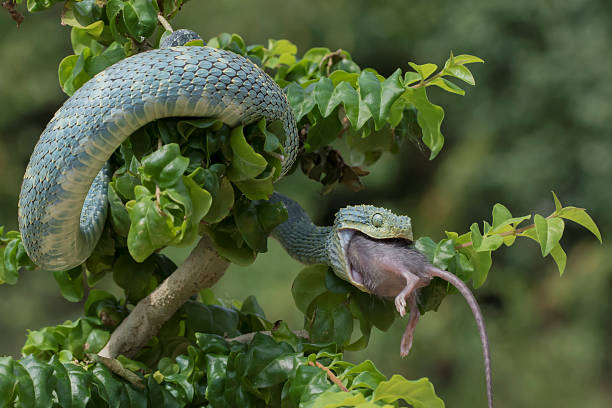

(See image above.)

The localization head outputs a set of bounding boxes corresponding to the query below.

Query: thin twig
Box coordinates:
[308,361,348,392]
[453,216,559,249]
[157,13,173,32]
[319,49,345,76]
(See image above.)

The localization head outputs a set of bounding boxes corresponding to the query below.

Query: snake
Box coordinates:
[17,29,491,407]
[17,29,413,285]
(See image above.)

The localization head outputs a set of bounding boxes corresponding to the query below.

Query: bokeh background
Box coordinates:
[1,0,611,406]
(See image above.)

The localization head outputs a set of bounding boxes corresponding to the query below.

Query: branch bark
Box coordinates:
[99,235,229,358]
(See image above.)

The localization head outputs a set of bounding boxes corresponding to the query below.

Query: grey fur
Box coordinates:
[346,231,493,408]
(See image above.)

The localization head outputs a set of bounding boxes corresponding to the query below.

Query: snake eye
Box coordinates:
[371,213,383,227]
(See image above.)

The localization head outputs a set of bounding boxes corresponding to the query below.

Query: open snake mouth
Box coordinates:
[338,229,361,284]
[338,228,413,287]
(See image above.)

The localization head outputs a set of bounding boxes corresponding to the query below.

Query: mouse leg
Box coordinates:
[400,291,420,356]
[394,273,421,317]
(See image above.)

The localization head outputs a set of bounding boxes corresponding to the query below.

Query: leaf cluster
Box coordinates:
[415,193,601,312]
[291,265,397,352]
[0,227,36,285]
[4,291,444,407]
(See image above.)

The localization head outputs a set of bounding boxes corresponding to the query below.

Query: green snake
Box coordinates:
[17,30,413,287]
[18,30,491,407]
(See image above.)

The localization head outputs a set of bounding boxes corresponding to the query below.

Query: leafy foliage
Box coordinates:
[0,1,603,406]
[0,227,35,285]
[3,292,443,407]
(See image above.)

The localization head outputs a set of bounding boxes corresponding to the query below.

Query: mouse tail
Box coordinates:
[427,266,493,408]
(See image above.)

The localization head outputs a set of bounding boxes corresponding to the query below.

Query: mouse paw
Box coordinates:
[395,295,407,317]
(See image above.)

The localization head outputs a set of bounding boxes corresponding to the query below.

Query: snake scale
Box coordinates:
[17,30,492,407]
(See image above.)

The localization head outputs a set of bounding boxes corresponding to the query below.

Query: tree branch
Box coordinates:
[98,235,229,358]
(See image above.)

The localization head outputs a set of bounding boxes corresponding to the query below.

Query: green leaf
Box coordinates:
[443,64,476,85]
[414,237,437,262]
[470,249,492,288]
[492,204,512,229]
[20,355,54,408]
[87,42,127,76]
[203,222,257,266]
[329,70,360,88]
[552,191,563,212]
[123,0,157,38]
[58,50,93,96]
[450,54,485,65]
[53,267,85,302]
[534,215,565,256]
[140,143,189,189]
[372,375,444,408]
[305,111,342,151]
[227,126,268,181]
[408,62,438,81]
[292,265,328,314]
[469,223,483,250]
[113,254,155,302]
[0,357,15,405]
[234,198,268,253]
[26,0,63,12]
[556,207,602,243]
[264,39,297,67]
[2,239,20,285]
[12,359,36,407]
[127,191,179,262]
[285,82,316,122]
[233,167,276,200]
[182,175,212,223]
[353,292,395,332]
[358,69,404,130]
[203,177,234,224]
[432,239,456,269]
[429,77,465,95]
[550,243,567,276]
[70,23,105,55]
[404,71,421,86]
[256,118,282,153]
[404,88,445,159]
[314,77,336,117]
[184,301,240,338]
[107,182,131,237]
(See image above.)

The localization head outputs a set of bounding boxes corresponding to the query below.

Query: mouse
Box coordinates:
[347,231,493,408]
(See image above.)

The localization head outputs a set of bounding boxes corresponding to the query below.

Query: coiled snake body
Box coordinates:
[18,45,298,271]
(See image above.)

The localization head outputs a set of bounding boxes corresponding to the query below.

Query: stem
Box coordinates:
[409,71,443,89]
[455,224,535,249]
[157,13,174,32]
[98,236,229,358]
[308,361,348,392]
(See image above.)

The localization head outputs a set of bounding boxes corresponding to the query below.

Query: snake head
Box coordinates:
[329,205,413,292]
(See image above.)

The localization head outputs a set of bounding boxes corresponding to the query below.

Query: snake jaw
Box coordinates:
[337,228,365,286]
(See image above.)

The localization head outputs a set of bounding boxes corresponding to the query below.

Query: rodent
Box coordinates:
[347,231,493,408]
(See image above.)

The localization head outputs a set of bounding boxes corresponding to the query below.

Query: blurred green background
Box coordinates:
[1,0,611,406]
